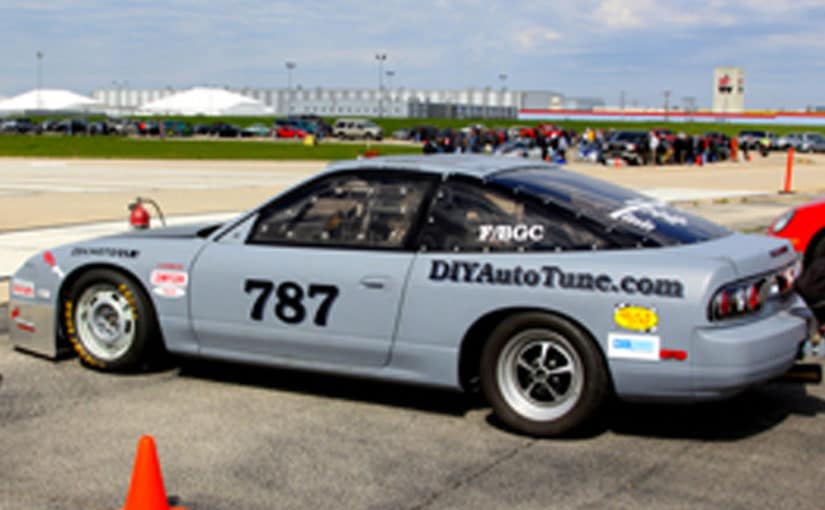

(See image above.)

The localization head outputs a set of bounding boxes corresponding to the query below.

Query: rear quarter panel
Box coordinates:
[396,246,736,395]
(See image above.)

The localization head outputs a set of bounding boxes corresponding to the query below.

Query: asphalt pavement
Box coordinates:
[1,328,823,510]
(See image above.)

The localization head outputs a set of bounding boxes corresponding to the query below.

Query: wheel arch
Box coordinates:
[457,306,612,394]
[56,263,163,353]
[803,227,825,269]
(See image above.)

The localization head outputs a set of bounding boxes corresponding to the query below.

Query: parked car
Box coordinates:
[8,155,814,437]
[290,115,332,136]
[776,133,802,151]
[273,119,306,139]
[392,128,412,140]
[135,120,160,136]
[737,130,776,151]
[797,132,825,153]
[493,138,542,159]
[54,118,89,135]
[333,118,383,140]
[162,121,194,137]
[602,130,650,165]
[241,123,272,138]
[768,196,825,269]
[0,117,42,134]
[212,122,241,138]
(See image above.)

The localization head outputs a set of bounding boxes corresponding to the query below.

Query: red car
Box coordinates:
[275,125,306,139]
[768,196,825,268]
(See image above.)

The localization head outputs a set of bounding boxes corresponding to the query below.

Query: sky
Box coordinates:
[1,0,824,110]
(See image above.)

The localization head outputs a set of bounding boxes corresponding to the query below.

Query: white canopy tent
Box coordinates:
[139,87,273,116]
[0,89,101,113]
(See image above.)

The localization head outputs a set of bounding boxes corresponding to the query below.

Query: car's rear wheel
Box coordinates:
[63,269,160,371]
[480,313,609,437]
[804,230,825,270]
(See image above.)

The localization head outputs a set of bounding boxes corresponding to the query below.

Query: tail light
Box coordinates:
[709,263,798,321]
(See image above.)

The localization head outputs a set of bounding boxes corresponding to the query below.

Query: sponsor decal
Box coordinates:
[607,333,660,361]
[36,288,51,300]
[150,268,188,299]
[11,279,34,298]
[71,247,140,258]
[613,304,658,333]
[153,286,186,298]
[10,307,36,333]
[427,259,684,298]
[150,269,188,287]
[478,224,544,243]
[608,199,688,233]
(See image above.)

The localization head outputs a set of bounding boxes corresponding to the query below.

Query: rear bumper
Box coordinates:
[616,308,813,402]
[9,298,61,359]
[691,308,811,398]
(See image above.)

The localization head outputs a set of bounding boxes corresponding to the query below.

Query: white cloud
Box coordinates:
[513,27,562,51]
[594,0,648,29]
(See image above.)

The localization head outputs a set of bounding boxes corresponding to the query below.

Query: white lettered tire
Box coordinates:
[64,269,160,371]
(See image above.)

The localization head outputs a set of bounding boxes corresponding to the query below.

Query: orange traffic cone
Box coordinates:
[613,158,622,168]
[122,436,186,510]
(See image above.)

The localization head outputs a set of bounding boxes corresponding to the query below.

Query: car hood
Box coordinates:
[106,222,222,239]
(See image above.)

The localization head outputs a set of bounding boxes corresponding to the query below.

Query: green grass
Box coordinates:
[0,135,421,160]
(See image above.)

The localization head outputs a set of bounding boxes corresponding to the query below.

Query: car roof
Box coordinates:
[325,154,554,179]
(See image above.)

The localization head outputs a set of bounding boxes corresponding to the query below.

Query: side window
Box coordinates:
[417,179,609,252]
[249,173,431,249]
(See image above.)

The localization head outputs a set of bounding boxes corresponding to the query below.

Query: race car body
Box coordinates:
[8,155,815,436]
[768,196,825,269]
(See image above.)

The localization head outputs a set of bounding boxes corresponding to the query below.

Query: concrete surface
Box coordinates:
[1,325,823,510]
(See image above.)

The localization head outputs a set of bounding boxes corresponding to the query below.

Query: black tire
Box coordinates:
[63,269,160,371]
[804,230,825,270]
[480,312,609,437]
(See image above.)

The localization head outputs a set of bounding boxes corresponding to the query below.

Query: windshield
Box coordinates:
[491,167,731,246]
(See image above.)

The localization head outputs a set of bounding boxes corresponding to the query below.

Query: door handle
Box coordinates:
[360,276,389,290]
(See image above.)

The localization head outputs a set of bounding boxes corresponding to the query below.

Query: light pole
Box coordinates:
[663,89,671,121]
[285,61,296,115]
[36,51,43,109]
[498,73,507,109]
[375,53,387,118]
[385,70,395,105]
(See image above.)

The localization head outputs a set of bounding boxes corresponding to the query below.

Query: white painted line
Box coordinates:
[29,161,68,168]
[641,188,761,202]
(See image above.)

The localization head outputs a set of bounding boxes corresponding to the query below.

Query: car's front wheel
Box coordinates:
[63,269,160,371]
[480,313,609,437]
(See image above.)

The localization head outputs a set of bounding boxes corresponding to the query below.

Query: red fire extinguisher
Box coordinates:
[127,197,166,229]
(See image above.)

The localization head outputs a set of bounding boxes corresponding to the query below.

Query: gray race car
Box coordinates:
[7,155,817,436]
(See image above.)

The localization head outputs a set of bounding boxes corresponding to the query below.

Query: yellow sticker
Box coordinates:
[614,305,658,332]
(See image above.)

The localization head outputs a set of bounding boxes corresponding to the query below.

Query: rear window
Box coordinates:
[491,168,731,246]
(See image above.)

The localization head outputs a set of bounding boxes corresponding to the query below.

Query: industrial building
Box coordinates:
[91,86,600,119]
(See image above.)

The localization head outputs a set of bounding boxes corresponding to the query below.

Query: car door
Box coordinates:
[189,170,435,367]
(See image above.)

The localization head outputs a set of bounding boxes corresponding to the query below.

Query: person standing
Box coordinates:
[648,131,660,165]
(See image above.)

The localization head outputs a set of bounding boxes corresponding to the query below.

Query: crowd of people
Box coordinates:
[579,127,760,166]
[417,123,767,167]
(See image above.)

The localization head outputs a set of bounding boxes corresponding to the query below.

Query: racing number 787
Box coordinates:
[244,279,339,327]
